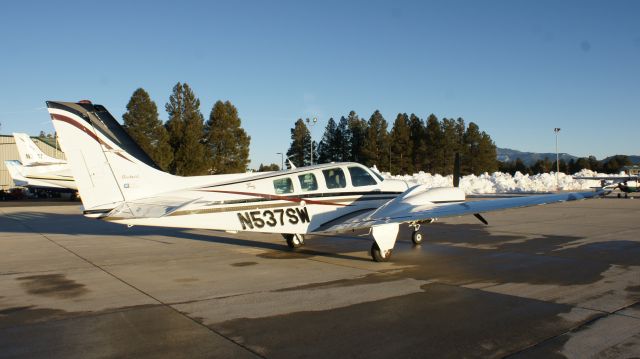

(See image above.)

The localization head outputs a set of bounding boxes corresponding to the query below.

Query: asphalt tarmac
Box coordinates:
[1,195,639,358]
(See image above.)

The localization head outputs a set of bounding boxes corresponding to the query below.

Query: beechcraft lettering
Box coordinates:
[46,100,606,262]
[238,207,311,230]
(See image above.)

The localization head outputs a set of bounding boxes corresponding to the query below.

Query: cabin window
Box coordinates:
[298,173,318,192]
[322,168,346,189]
[348,166,377,186]
[273,177,294,194]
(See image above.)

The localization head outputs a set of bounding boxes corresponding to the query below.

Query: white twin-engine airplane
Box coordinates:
[47,100,605,262]
[4,133,76,190]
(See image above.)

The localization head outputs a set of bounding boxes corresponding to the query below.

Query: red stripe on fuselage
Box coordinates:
[201,189,351,207]
[50,113,133,163]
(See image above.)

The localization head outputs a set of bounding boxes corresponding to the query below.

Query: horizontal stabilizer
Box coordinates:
[106,197,201,219]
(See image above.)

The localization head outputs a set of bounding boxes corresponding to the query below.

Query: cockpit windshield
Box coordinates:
[370,169,384,182]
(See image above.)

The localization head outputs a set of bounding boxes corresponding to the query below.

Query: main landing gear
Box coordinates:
[409,223,424,245]
[370,242,392,262]
[370,222,428,262]
[283,234,305,248]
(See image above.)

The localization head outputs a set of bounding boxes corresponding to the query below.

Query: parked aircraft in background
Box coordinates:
[574,174,639,198]
[47,100,605,261]
[5,133,76,190]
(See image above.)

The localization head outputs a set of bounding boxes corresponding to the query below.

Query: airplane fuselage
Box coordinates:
[104,163,412,234]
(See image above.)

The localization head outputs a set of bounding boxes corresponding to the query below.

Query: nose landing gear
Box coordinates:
[283,233,305,248]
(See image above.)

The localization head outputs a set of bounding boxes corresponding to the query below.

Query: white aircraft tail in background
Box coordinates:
[48,100,606,262]
[13,133,66,166]
[6,133,76,190]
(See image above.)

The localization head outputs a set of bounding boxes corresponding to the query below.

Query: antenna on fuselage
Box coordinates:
[286,157,297,170]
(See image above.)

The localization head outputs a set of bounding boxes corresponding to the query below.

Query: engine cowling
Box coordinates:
[371,185,465,218]
[402,186,465,205]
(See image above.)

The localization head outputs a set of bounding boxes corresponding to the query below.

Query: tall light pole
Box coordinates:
[305,117,317,166]
[276,152,283,170]
[554,128,561,190]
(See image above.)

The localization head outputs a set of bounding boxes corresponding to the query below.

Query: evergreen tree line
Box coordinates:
[121,83,250,176]
[498,155,634,175]
[287,111,498,175]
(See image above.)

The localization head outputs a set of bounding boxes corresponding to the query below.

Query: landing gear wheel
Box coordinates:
[370,242,392,262]
[283,234,304,248]
[411,231,423,245]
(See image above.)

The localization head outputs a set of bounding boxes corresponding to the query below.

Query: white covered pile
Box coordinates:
[381,169,623,194]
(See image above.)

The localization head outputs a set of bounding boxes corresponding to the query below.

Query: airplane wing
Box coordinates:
[574,176,639,181]
[314,190,605,233]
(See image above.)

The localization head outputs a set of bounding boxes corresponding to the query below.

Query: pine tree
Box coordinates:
[440,118,460,174]
[317,117,338,163]
[514,158,529,174]
[409,114,425,172]
[258,163,280,172]
[347,111,367,163]
[588,156,601,172]
[552,159,569,174]
[286,119,313,167]
[335,116,351,162]
[204,100,251,174]
[424,114,443,174]
[477,131,498,173]
[531,160,547,174]
[165,82,209,175]
[602,155,631,173]
[463,122,482,175]
[122,88,173,171]
[575,157,590,171]
[362,110,390,171]
[390,113,413,174]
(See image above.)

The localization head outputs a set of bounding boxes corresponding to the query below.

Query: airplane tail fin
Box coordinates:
[46,101,177,212]
[13,133,66,166]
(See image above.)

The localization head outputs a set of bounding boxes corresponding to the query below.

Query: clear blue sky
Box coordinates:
[1,0,638,168]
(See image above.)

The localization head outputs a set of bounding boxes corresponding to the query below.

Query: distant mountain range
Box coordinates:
[496,148,640,166]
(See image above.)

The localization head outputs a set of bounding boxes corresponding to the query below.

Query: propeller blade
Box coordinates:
[453,152,461,188]
[473,213,488,225]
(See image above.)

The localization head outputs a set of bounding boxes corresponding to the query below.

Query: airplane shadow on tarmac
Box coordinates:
[2,209,640,283]
[0,210,374,262]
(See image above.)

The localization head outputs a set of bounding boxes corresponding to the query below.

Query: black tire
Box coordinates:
[283,234,304,248]
[370,242,392,262]
[618,193,621,198]
[412,231,423,245]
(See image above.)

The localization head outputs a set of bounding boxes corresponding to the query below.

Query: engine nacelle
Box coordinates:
[401,186,465,205]
[372,185,466,218]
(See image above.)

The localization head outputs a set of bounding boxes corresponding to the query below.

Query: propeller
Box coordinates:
[473,213,488,225]
[453,152,461,188]
[453,152,488,225]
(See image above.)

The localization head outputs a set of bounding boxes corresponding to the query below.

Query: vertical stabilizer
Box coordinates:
[46,101,176,211]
